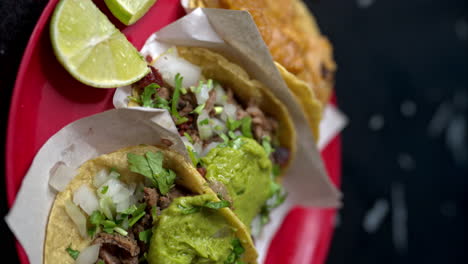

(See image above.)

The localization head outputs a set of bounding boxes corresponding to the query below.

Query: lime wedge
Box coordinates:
[50,0,149,88]
[104,0,157,25]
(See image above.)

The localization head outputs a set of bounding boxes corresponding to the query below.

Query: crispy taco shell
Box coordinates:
[44,145,258,263]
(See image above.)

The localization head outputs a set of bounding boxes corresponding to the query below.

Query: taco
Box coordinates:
[44,145,257,264]
[126,46,296,228]
[188,0,334,137]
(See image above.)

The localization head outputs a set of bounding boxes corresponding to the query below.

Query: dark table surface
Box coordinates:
[1,0,467,263]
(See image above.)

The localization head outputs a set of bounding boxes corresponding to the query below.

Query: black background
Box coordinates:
[1,0,467,263]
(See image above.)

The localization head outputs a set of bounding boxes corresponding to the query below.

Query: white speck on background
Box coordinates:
[440,201,457,217]
[428,102,452,137]
[357,0,374,8]
[400,100,417,117]
[446,115,467,165]
[455,18,468,41]
[369,114,384,131]
[363,199,389,233]
[0,49,5,55]
[391,183,407,254]
[397,153,415,171]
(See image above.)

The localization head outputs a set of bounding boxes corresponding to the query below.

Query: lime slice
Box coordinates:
[104,0,157,25]
[50,0,149,88]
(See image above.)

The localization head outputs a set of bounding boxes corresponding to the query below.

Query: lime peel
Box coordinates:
[104,0,157,25]
[50,0,149,88]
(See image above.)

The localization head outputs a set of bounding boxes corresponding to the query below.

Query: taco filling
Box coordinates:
[60,150,245,264]
[129,47,289,228]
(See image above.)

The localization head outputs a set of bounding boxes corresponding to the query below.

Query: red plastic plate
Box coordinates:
[5,0,340,263]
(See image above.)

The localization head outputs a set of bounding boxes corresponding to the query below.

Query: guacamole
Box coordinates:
[148,194,236,264]
[202,137,273,226]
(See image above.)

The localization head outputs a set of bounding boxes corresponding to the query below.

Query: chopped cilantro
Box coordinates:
[66,245,80,260]
[220,133,229,143]
[154,97,170,110]
[192,103,206,114]
[272,164,281,178]
[127,96,141,104]
[127,151,176,195]
[184,132,194,144]
[230,137,245,150]
[127,203,147,227]
[187,145,199,167]
[100,185,109,194]
[226,117,242,131]
[228,131,237,140]
[206,79,213,90]
[262,136,274,156]
[139,229,153,244]
[232,238,245,256]
[214,125,223,131]
[225,239,245,263]
[114,227,128,236]
[87,224,99,237]
[128,153,153,179]
[141,83,159,108]
[102,220,117,229]
[199,118,210,126]
[204,200,231,209]
[97,260,105,264]
[178,204,201,215]
[120,217,129,230]
[121,204,138,215]
[171,73,188,124]
[128,211,145,227]
[259,183,287,226]
[240,117,253,138]
[151,206,158,221]
[89,210,105,226]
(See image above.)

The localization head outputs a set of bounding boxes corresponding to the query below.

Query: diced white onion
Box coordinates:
[134,183,145,202]
[73,185,99,215]
[195,83,212,105]
[49,163,76,192]
[221,103,237,122]
[197,110,213,140]
[98,178,137,213]
[202,142,220,157]
[64,200,88,238]
[182,136,195,150]
[152,53,201,88]
[103,178,125,198]
[99,196,115,220]
[193,141,203,156]
[214,84,228,105]
[116,199,131,213]
[112,186,133,203]
[75,244,101,264]
[211,118,227,135]
[109,170,120,179]
[93,169,109,188]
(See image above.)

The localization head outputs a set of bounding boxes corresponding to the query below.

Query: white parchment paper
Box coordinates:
[5,108,188,263]
[113,8,344,263]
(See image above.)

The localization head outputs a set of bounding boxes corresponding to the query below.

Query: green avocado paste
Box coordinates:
[148,194,237,264]
[202,137,273,226]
